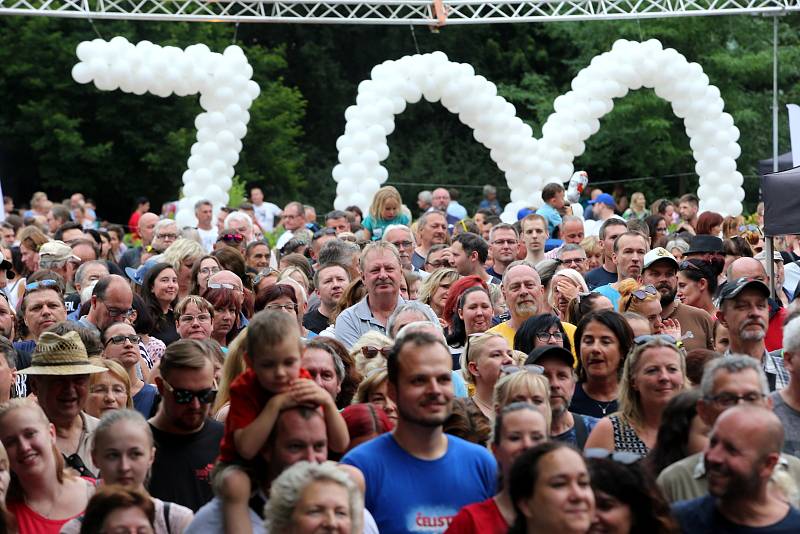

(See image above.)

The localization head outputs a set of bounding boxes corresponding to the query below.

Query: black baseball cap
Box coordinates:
[717,277,770,304]
[687,235,723,254]
[525,345,574,367]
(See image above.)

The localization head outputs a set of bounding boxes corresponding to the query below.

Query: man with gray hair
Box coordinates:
[276,201,306,250]
[411,211,448,270]
[318,239,361,278]
[382,224,426,275]
[224,211,255,244]
[417,190,432,213]
[487,260,545,347]
[325,210,351,235]
[657,354,800,502]
[150,219,179,254]
[544,215,586,260]
[771,312,800,457]
[556,243,588,274]
[335,242,435,348]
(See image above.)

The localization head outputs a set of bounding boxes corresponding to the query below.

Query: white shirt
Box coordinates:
[197,227,218,253]
[253,201,282,232]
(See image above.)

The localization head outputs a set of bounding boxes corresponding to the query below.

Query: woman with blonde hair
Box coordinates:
[548,268,588,320]
[617,279,681,338]
[459,332,515,421]
[585,335,688,455]
[493,370,552,430]
[278,266,311,296]
[579,236,603,271]
[417,268,460,326]
[622,192,649,220]
[161,238,205,301]
[85,358,134,418]
[212,328,248,421]
[351,331,393,375]
[61,409,194,534]
[353,368,397,423]
[0,399,95,533]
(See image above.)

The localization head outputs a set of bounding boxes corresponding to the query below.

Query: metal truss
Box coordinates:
[0,0,796,25]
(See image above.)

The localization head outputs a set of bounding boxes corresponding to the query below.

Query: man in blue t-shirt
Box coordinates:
[341,331,496,534]
[672,406,800,533]
[584,218,627,290]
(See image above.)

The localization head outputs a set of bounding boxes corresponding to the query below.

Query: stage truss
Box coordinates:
[0,0,794,25]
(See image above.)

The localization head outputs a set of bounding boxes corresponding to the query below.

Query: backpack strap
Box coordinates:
[573,414,589,450]
[163,501,172,534]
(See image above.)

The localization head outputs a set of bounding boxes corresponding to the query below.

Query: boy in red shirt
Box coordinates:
[217,310,349,533]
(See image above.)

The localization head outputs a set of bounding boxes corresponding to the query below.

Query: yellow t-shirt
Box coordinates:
[487,319,578,367]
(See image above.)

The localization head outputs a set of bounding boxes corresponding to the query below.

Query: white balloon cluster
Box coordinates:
[71,36,260,227]
[335,39,743,220]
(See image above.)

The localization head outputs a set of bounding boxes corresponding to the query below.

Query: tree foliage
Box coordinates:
[1,15,799,218]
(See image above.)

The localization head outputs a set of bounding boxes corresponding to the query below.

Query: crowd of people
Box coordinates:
[0,182,798,533]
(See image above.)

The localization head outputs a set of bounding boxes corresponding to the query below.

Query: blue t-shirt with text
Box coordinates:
[341,433,496,534]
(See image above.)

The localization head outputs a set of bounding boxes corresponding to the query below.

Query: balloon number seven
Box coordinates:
[72,37,260,227]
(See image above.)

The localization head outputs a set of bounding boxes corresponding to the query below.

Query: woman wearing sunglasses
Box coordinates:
[446,403,548,533]
[350,331,393,375]
[585,335,687,455]
[617,280,681,339]
[677,259,718,317]
[102,322,159,418]
[459,332,515,421]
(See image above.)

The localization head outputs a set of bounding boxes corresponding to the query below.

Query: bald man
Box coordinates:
[119,212,160,271]
[672,406,800,532]
[727,257,788,353]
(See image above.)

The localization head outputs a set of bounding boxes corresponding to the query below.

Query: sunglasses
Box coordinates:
[219,233,244,243]
[105,334,141,346]
[500,364,544,376]
[207,282,242,291]
[161,379,217,405]
[622,285,657,312]
[253,269,280,286]
[25,279,59,291]
[633,334,678,346]
[361,346,392,359]
[584,448,642,465]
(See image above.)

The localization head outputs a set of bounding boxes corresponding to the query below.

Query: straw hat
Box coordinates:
[18,331,108,376]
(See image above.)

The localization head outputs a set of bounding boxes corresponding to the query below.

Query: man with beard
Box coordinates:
[335,242,432,348]
[658,356,800,503]
[526,345,598,449]
[672,406,800,532]
[717,276,788,391]
[341,331,495,534]
[487,261,546,347]
[149,339,224,511]
[304,263,350,334]
[641,247,714,351]
[728,257,788,354]
[593,231,649,310]
[412,211,448,270]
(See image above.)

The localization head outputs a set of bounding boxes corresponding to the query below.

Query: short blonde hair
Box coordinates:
[492,372,552,430]
[417,268,459,308]
[162,238,205,271]
[459,332,506,384]
[617,279,659,315]
[353,368,388,404]
[89,358,133,409]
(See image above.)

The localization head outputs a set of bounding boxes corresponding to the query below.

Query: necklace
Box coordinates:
[594,400,613,416]
[472,394,493,418]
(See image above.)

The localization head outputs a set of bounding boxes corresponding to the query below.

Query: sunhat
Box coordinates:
[18,331,108,376]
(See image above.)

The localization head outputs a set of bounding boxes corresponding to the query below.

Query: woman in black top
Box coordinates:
[142,262,180,346]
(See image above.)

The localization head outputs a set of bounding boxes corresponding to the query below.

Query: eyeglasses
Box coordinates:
[266,303,297,312]
[679,260,705,272]
[535,331,564,343]
[161,379,217,405]
[584,448,642,465]
[622,285,658,312]
[492,239,518,246]
[25,279,59,291]
[390,240,414,250]
[500,364,544,376]
[313,228,337,239]
[253,269,279,286]
[219,233,244,243]
[704,391,766,408]
[426,260,452,269]
[633,334,678,346]
[179,313,212,324]
[361,345,392,359]
[560,257,585,266]
[104,334,141,346]
[199,266,220,276]
[738,224,761,234]
[207,282,242,291]
[156,232,178,240]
